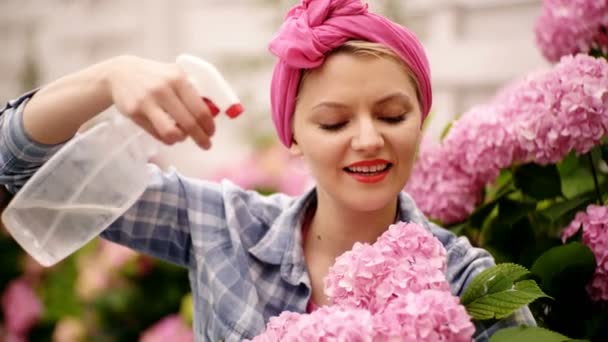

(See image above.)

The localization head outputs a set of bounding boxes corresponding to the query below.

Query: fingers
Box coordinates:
[173,76,216,138]
[157,86,212,149]
[144,103,187,145]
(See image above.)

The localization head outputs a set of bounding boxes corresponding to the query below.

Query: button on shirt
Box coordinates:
[0,92,535,341]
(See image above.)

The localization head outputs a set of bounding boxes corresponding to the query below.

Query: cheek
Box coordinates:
[394,132,420,164]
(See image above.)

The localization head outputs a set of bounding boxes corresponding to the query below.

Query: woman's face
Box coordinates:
[292,52,422,212]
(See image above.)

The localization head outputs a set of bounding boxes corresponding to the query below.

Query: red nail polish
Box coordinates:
[202,97,220,117]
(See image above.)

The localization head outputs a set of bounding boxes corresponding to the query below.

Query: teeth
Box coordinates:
[347,164,389,173]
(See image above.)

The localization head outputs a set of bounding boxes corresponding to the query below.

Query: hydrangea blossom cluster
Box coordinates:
[324,222,450,313]
[561,205,608,302]
[373,291,477,342]
[406,54,608,224]
[534,0,608,62]
[405,141,483,224]
[502,54,608,164]
[1,277,42,340]
[248,222,475,341]
[250,307,375,342]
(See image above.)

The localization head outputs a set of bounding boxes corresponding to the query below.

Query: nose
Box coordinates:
[351,117,384,153]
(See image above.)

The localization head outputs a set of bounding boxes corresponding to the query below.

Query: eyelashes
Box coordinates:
[319,114,407,132]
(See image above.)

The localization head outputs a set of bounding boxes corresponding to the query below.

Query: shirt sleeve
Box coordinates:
[0,91,66,193]
[429,223,537,342]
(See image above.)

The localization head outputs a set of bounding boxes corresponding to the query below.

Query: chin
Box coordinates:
[341,187,400,212]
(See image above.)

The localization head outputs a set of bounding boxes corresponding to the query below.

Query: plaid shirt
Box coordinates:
[1,92,536,341]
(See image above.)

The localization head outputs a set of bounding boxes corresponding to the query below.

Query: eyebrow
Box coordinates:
[310,92,412,111]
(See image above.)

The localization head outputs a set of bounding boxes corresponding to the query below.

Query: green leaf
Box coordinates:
[489,326,589,342]
[465,279,550,320]
[557,151,579,176]
[514,163,563,200]
[538,194,594,222]
[180,293,193,325]
[40,257,82,322]
[601,143,608,165]
[461,263,530,305]
[440,121,453,141]
[470,185,514,229]
[530,242,596,298]
[497,198,537,227]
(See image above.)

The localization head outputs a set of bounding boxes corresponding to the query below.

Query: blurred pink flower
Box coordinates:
[52,317,86,342]
[561,204,608,301]
[1,278,42,335]
[373,290,475,342]
[76,240,137,300]
[3,331,27,342]
[211,145,313,196]
[140,314,194,342]
[534,0,608,62]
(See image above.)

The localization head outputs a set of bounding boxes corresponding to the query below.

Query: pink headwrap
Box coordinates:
[269,0,433,147]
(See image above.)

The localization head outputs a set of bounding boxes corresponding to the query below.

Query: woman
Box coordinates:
[0,0,535,340]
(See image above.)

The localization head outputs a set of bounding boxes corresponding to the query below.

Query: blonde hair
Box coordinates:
[298,40,421,101]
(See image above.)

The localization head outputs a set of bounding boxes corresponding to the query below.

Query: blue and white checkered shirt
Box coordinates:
[0,92,535,341]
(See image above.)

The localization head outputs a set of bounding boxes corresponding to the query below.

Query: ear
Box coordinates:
[289,138,302,156]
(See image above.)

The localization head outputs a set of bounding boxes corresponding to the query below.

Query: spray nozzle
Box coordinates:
[176,54,244,119]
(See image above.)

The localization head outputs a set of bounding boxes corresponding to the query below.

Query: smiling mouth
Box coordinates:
[343,163,393,175]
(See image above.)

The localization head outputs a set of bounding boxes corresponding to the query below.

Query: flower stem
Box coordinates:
[587,153,603,205]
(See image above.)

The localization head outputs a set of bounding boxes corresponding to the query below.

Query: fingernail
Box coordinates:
[202,97,220,117]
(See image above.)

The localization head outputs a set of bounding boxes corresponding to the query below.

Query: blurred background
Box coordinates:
[0,0,548,178]
[0,0,549,340]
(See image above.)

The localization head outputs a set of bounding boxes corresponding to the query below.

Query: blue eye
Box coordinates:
[319,122,348,131]
[380,114,406,124]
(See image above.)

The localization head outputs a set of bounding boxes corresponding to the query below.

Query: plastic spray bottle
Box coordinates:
[1,54,244,267]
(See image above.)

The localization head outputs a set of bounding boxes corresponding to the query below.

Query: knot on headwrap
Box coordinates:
[269,0,433,147]
[270,0,368,69]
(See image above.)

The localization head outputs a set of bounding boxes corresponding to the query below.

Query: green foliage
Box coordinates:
[513,164,563,200]
[489,326,589,342]
[530,243,596,298]
[450,150,608,341]
[462,264,550,320]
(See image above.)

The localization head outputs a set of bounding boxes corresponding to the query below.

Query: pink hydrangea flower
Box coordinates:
[561,204,608,301]
[405,141,483,224]
[140,314,194,342]
[247,307,375,342]
[442,105,521,184]
[375,222,447,272]
[250,222,471,341]
[501,54,608,164]
[534,0,608,62]
[373,290,475,342]
[408,54,608,223]
[1,278,42,335]
[246,311,302,342]
[325,222,450,313]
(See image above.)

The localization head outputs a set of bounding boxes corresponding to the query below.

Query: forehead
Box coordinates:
[297,53,418,106]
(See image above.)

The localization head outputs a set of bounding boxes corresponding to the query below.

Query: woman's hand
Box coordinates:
[106,55,216,149]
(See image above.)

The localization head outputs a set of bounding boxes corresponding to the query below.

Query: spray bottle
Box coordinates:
[1,54,243,267]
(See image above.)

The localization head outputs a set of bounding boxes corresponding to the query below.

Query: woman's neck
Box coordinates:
[304,190,398,261]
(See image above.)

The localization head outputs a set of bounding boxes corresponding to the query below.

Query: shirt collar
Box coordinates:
[247,188,431,286]
[248,187,316,286]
